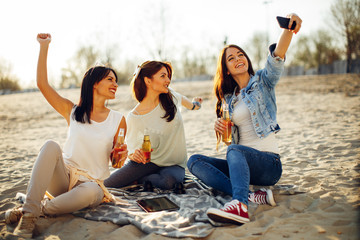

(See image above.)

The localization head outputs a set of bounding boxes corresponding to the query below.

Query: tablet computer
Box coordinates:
[137,196,180,213]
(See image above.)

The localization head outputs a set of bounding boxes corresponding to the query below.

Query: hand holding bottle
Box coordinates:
[214,118,233,134]
[142,134,152,162]
[111,128,128,168]
[221,104,232,144]
[128,133,153,164]
[215,102,233,147]
[111,144,128,168]
[129,148,153,164]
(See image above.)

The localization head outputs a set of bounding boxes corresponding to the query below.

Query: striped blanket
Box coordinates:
[72,178,302,238]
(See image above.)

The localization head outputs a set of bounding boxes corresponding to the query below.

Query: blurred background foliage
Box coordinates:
[1,0,359,91]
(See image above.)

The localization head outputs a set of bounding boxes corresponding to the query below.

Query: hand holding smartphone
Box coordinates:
[276,16,296,30]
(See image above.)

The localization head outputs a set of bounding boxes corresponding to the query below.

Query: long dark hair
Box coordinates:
[73,66,118,123]
[213,44,255,118]
[131,61,176,122]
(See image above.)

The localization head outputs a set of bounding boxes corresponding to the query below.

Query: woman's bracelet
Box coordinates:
[191,101,201,110]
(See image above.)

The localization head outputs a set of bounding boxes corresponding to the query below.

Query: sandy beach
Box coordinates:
[0,74,359,239]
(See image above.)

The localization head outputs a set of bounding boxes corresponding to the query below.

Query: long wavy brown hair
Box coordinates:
[131,61,176,122]
[213,44,255,118]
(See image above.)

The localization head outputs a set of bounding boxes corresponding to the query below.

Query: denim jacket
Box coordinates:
[224,44,284,144]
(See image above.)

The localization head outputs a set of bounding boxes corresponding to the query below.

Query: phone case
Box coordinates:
[276,16,296,30]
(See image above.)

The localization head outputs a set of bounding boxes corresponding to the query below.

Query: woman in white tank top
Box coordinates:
[5,33,127,238]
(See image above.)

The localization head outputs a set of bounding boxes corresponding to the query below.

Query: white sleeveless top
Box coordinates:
[63,107,123,180]
[232,95,279,154]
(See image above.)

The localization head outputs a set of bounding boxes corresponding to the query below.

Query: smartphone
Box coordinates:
[137,196,180,213]
[276,16,296,30]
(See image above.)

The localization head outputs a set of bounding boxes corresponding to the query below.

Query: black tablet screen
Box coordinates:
[137,196,180,212]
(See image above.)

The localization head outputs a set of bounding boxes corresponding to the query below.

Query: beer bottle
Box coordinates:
[222,103,232,144]
[142,134,151,162]
[112,128,125,168]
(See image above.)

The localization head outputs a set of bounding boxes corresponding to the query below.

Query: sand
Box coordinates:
[0,74,359,239]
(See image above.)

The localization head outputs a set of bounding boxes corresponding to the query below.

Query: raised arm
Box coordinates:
[37,33,74,124]
[181,96,203,110]
[273,13,302,59]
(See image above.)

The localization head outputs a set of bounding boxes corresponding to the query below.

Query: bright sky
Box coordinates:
[1,0,335,87]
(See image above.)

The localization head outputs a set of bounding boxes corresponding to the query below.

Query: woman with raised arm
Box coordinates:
[187,14,302,225]
[5,33,127,238]
[104,61,202,191]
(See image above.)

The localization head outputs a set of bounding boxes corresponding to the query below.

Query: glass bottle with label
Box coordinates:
[222,103,232,144]
[112,128,126,168]
[142,134,151,162]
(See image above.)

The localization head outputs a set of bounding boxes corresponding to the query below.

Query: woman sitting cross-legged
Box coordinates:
[104,61,202,191]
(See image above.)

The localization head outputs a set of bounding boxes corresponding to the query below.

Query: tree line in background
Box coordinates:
[290,0,360,74]
[244,0,360,74]
[0,59,20,92]
[1,0,359,91]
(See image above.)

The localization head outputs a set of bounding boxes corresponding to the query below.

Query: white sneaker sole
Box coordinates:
[13,230,33,239]
[266,189,276,206]
[206,208,249,225]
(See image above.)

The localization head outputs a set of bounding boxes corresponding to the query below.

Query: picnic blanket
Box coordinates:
[13,177,303,238]
[73,180,232,238]
[72,178,304,238]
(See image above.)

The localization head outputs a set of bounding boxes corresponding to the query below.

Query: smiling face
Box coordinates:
[145,66,171,94]
[225,47,249,77]
[93,71,118,99]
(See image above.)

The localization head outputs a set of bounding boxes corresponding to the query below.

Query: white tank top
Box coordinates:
[63,107,123,180]
[232,95,279,154]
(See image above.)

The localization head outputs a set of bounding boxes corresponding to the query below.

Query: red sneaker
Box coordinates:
[248,188,276,206]
[207,200,249,225]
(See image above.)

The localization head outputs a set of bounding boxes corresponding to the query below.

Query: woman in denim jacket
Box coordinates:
[187,13,302,225]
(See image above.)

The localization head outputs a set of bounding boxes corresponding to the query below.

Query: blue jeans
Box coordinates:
[187,144,282,205]
[104,160,185,190]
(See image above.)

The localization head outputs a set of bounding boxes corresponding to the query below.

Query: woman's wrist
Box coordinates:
[191,101,201,110]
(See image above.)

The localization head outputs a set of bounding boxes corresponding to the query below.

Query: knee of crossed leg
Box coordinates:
[79,182,104,207]
[187,154,203,172]
[42,140,62,155]
[226,145,247,160]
